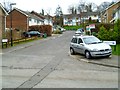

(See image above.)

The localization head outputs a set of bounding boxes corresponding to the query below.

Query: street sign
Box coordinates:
[89,24,95,29]
[2,39,8,43]
[86,26,90,31]
[103,41,116,45]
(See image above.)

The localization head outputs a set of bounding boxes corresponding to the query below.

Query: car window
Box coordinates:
[83,37,101,44]
[71,38,77,43]
[78,38,83,44]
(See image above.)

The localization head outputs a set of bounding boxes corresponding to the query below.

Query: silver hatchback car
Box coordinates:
[70,35,112,59]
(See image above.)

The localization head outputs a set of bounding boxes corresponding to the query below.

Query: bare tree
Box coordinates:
[68,5,77,14]
[97,2,111,12]
[85,3,98,12]
[54,5,63,26]
[55,5,63,16]
[2,0,11,12]
[77,1,86,13]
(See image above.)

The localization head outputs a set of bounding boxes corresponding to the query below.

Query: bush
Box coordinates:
[97,19,120,44]
[63,25,82,30]
[95,23,114,33]
[113,19,120,43]
[29,25,52,36]
[86,31,91,35]
[92,32,98,37]
[98,26,108,40]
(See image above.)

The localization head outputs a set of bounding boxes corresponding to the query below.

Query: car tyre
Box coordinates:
[28,34,31,37]
[85,51,91,59]
[70,48,75,55]
[106,55,111,58]
[38,34,40,37]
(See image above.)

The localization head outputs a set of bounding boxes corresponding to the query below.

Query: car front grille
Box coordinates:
[100,49,109,52]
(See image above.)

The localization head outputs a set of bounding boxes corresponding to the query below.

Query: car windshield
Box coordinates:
[77,28,83,32]
[29,31,40,34]
[83,37,102,44]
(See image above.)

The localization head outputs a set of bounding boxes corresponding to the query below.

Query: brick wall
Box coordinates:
[0,8,2,42]
[106,2,120,23]
[6,9,28,32]
[0,7,5,43]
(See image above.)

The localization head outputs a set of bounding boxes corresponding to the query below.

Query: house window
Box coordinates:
[38,20,40,23]
[29,18,31,21]
[34,19,36,23]
[65,22,68,24]
[94,15,96,17]
[112,13,115,18]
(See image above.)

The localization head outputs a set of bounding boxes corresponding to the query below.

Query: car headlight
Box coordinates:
[91,49,99,52]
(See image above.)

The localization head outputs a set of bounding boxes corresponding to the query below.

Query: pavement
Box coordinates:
[79,55,119,68]
[2,34,120,69]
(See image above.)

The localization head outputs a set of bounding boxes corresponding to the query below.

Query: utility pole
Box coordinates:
[10,3,16,46]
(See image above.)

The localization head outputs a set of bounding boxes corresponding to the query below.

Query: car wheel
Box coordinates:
[85,51,91,59]
[106,55,111,58]
[38,35,40,37]
[70,48,75,55]
[28,34,31,37]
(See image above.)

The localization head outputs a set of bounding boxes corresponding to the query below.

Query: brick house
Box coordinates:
[101,1,120,23]
[6,8,44,32]
[0,3,8,44]
[110,5,120,23]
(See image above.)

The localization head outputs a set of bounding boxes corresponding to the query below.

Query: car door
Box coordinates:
[77,38,84,54]
[71,38,78,52]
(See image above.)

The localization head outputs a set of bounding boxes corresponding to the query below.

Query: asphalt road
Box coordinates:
[1,31,118,89]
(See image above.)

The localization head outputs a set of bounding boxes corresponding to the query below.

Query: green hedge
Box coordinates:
[63,25,83,30]
[97,19,120,44]
[29,25,52,36]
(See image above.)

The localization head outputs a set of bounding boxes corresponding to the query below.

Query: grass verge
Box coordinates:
[2,37,42,48]
[111,44,120,56]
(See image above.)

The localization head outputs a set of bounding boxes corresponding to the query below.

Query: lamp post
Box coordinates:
[10,3,16,46]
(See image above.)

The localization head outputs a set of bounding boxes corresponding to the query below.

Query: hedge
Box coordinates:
[29,25,52,36]
[97,19,120,44]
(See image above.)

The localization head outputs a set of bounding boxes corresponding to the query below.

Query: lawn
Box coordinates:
[111,44,120,56]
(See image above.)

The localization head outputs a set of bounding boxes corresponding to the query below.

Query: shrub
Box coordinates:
[63,25,82,30]
[92,32,98,37]
[97,19,120,44]
[86,31,91,35]
[113,19,120,43]
[95,23,114,32]
[29,25,52,36]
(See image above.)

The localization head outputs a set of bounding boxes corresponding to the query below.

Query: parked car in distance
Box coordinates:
[75,28,84,35]
[23,31,41,37]
[70,35,112,59]
[52,25,66,32]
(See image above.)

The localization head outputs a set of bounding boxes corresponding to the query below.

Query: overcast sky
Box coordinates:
[1,0,115,15]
